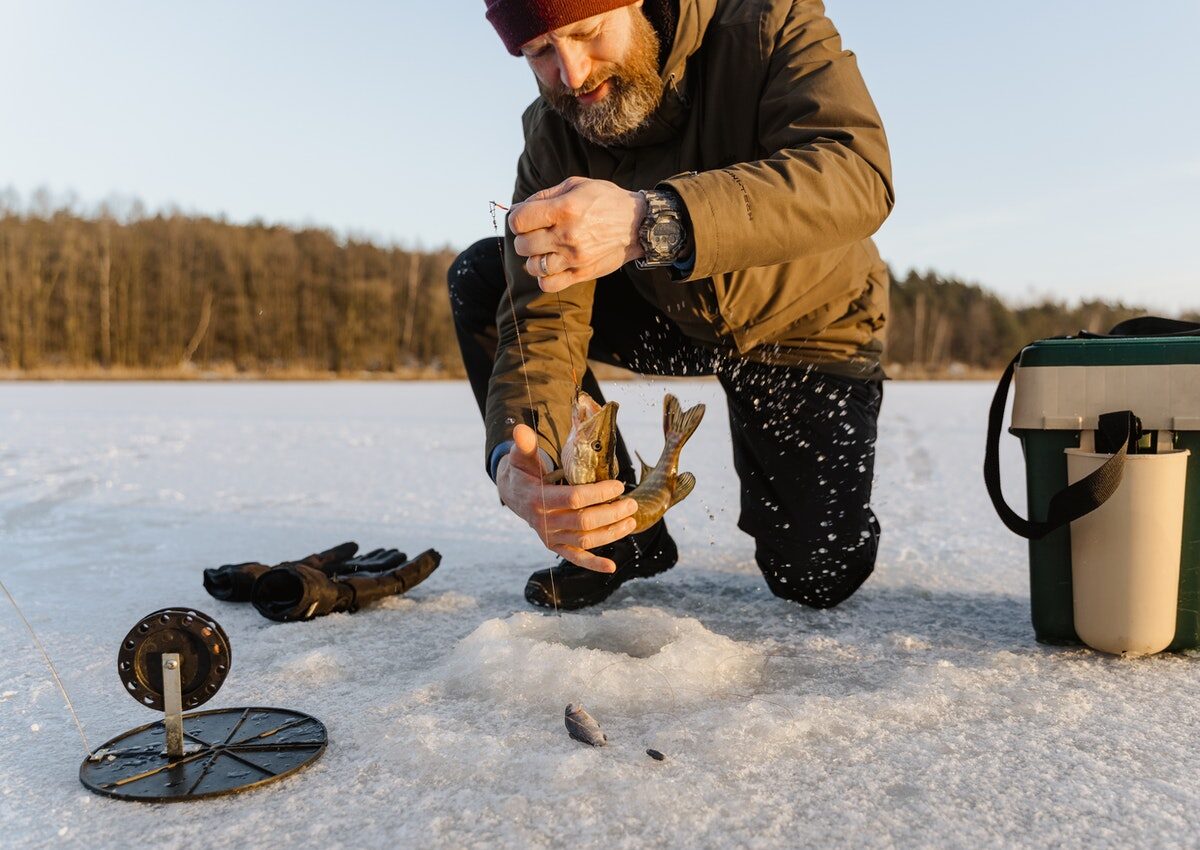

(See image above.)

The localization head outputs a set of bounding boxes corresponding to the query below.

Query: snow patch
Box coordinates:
[379,590,477,613]
[442,607,762,713]
[275,648,349,684]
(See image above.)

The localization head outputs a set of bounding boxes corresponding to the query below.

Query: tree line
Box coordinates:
[0,208,459,375]
[0,207,1194,376]
[884,269,1197,375]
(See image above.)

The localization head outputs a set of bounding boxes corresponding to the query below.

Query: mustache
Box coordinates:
[543,71,615,99]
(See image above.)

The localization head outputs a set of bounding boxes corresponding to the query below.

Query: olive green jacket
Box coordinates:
[485,0,894,469]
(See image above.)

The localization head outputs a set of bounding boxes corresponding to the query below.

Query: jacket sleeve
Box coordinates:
[660,0,894,281]
[483,112,596,474]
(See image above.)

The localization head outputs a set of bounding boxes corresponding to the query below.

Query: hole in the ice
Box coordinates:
[537,622,677,659]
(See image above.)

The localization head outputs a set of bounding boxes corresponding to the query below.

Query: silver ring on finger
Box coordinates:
[539,254,549,277]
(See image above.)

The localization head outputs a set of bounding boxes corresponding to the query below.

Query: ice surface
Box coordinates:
[2,381,1199,848]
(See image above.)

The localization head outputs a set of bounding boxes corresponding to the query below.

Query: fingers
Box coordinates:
[509,177,589,233]
[535,269,584,293]
[512,229,557,259]
[505,424,544,474]
[539,478,627,510]
[535,258,613,293]
[508,198,557,234]
[546,514,637,552]
[550,544,617,574]
[292,541,357,570]
[523,252,570,280]
[546,497,637,533]
[524,252,547,278]
[524,179,576,204]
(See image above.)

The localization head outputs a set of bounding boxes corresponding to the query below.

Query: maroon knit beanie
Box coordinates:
[485,0,638,56]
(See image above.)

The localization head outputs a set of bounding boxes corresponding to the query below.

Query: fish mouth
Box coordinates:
[576,397,618,441]
[596,401,618,436]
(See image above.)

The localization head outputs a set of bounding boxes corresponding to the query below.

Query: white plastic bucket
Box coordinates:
[1065,448,1191,656]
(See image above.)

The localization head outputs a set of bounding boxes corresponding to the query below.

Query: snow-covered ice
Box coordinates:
[2,381,1198,848]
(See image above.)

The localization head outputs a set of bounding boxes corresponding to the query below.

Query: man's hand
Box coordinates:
[496,424,638,572]
[508,177,647,293]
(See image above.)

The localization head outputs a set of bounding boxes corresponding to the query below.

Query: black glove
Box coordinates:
[341,548,411,574]
[251,549,442,622]
[203,542,371,602]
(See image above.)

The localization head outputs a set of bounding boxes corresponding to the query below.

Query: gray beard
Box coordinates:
[543,74,663,146]
[537,10,664,147]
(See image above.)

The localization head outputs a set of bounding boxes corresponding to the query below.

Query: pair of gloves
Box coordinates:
[203,542,441,622]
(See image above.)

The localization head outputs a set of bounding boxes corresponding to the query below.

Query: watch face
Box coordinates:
[651,219,684,254]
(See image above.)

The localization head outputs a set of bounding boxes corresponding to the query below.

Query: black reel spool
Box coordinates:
[80,607,327,802]
[116,608,231,711]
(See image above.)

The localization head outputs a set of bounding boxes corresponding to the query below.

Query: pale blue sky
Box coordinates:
[2,1,1197,310]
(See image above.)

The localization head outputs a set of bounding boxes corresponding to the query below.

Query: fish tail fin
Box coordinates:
[670,472,696,507]
[663,394,705,445]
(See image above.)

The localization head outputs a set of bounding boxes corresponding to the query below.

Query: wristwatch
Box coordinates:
[635,189,692,269]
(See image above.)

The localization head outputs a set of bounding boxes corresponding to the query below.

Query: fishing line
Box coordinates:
[490,201,562,616]
[491,202,581,390]
[0,575,94,755]
[582,656,678,710]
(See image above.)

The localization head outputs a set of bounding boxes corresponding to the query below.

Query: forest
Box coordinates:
[1,206,1194,378]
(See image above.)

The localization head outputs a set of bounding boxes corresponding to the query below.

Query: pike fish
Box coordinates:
[558,391,620,485]
[556,391,705,534]
[627,394,705,533]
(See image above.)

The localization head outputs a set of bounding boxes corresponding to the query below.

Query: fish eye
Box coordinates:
[592,441,603,452]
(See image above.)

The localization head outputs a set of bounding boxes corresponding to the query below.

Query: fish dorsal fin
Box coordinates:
[635,451,654,484]
[670,472,696,506]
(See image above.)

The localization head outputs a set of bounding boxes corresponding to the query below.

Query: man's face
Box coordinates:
[521,3,663,147]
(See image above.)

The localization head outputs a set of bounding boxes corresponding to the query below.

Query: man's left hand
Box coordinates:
[508,177,646,292]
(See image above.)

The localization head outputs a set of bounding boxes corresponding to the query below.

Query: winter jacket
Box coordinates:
[485,0,894,467]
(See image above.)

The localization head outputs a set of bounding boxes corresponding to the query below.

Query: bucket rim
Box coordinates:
[1064,448,1192,460]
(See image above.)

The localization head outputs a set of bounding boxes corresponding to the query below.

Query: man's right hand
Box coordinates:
[496,424,638,573]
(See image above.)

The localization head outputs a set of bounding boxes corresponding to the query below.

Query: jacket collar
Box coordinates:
[659,0,716,84]
[607,0,714,149]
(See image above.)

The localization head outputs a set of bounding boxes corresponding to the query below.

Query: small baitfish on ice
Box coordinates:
[564,703,607,747]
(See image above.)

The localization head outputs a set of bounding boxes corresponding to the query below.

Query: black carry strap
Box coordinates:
[1080,316,1200,338]
[983,316,1200,540]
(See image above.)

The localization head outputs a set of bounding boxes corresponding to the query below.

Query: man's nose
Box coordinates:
[555,43,592,92]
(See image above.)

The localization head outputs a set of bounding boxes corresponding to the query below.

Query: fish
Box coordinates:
[626,394,705,534]
[564,702,608,747]
[553,391,704,534]
[556,391,620,485]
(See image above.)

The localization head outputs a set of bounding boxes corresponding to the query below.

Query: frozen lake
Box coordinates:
[2,380,1197,848]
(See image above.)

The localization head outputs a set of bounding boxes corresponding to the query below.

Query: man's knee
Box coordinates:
[446,238,503,329]
[754,512,881,609]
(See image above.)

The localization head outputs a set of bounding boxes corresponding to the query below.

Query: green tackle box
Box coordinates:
[1004,333,1200,649]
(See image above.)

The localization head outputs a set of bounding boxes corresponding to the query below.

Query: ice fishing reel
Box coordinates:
[117,607,231,712]
[79,608,327,802]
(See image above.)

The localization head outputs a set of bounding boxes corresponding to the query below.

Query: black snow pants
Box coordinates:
[447,238,883,609]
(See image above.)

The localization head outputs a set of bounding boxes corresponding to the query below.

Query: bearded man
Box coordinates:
[448,0,894,610]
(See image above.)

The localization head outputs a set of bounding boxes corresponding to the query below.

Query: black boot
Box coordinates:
[524,521,677,611]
